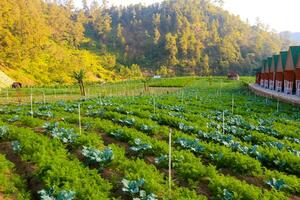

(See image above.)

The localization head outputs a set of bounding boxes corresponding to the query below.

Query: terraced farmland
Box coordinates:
[0,77,299,200]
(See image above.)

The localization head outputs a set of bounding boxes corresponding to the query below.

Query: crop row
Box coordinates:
[0,113,206,199]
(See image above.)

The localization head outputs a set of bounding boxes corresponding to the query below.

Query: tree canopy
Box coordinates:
[0,0,293,85]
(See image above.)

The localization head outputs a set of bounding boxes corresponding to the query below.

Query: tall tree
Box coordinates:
[165,33,178,66]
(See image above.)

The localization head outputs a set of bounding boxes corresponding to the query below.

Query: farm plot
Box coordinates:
[0,77,299,200]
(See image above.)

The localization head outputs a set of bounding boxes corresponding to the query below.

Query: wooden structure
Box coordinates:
[295,54,300,96]
[255,68,261,84]
[284,46,300,94]
[269,55,279,90]
[275,51,288,92]
[12,82,22,88]
[260,60,267,87]
[227,72,240,80]
[264,57,272,89]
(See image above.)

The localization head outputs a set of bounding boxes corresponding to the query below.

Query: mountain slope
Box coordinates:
[0,0,291,85]
[0,68,14,88]
[83,0,290,75]
[0,0,119,86]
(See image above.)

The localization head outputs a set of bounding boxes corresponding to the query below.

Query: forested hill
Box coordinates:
[0,0,292,85]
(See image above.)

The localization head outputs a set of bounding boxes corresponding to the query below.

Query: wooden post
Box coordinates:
[265,97,267,105]
[222,111,225,134]
[54,89,57,101]
[181,91,184,105]
[277,99,279,112]
[231,95,234,114]
[64,89,67,99]
[78,103,82,135]
[153,96,156,114]
[168,128,172,198]
[30,88,33,118]
[43,91,46,104]
[6,89,9,104]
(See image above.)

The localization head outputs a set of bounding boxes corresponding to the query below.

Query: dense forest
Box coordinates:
[0,0,293,85]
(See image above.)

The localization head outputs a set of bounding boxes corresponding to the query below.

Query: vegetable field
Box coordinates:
[0,77,300,200]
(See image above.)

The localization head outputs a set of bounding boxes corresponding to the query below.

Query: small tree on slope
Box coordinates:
[73,69,86,96]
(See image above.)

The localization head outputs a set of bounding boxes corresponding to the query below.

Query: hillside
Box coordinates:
[0,0,120,86]
[0,0,291,85]
[101,0,290,75]
[0,68,14,88]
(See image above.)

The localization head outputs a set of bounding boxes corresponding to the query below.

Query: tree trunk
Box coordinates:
[81,81,86,96]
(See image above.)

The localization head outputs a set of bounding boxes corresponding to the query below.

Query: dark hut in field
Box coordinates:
[284,46,300,94]
[275,51,288,92]
[269,55,279,90]
[295,54,300,96]
[227,72,239,80]
[12,82,22,88]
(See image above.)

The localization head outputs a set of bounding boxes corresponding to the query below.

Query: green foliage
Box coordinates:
[119,64,143,80]
[0,0,291,85]
[106,0,289,75]
[130,138,153,155]
[1,77,300,199]
[38,187,76,200]
[0,125,9,138]
[122,178,157,200]
[0,154,30,199]
[81,146,113,167]
[266,178,287,190]
[72,69,86,96]
[11,140,21,153]
[43,122,78,144]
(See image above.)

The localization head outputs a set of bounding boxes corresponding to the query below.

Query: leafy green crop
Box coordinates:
[38,187,76,200]
[82,146,113,168]
[175,138,205,153]
[11,140,21,153]
[43,122,78,144]
[266,178,287,190]
[122,178,157,200]
[0,125,8,138]
[130,138,153,155]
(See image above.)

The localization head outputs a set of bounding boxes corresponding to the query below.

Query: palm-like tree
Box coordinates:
[142,77,152,92]
[73,69,86,96]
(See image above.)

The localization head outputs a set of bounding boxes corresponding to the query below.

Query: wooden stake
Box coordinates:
[78,103,82,135]
[181,91,184,105]
[153,97,156,114]
[231,95,234,114]
[222,111,225,134]
[43,91,46,104]
[6,89,9,104]
[30,88,33,118]
[54,89,57,100]
[168,128,172,198]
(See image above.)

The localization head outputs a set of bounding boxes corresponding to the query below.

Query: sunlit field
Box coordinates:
[0,77,299,199]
